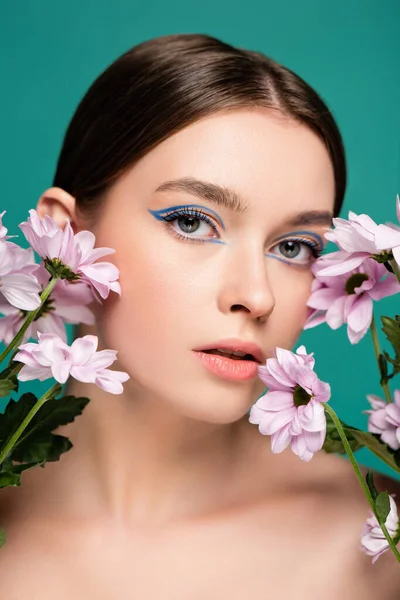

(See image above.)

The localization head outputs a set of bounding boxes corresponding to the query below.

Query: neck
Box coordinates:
[39,373,259,529]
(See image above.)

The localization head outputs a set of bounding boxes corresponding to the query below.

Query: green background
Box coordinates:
[1,1,399,475]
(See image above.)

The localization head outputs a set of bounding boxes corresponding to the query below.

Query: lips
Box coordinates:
[193,338,265,364]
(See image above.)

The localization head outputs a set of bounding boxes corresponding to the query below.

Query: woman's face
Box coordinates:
[90,108,335,423]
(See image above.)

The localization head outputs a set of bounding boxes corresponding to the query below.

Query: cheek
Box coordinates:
[95,236,208,375]
[100,252,179,349]
[270,270,314,348]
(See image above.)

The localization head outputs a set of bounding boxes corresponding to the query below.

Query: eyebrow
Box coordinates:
[285,210,333,227]
[155,177,249,214]
[154,177,333,226]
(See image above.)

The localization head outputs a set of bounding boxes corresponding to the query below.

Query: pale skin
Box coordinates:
[1,107,400,598]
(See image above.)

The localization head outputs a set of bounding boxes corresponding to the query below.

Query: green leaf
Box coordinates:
[375,491,391,524]
[371,250,394,265]
[381,316,400,376]
[9,460,45,473]
[366,471,379,501]
[0,471,21,488]
[344,426,400,474]
[0,459,45,490]
[0,394,89,447]
[12,433,72,463]
[0,394,90,485]
[0,360,20,395]
[381,315,400,342]
[11,395,90,449]
[322,412,363,454]
[0,528,6,548]
[384,351,400,378]
[0,393,38,445]
[0,456,13,472]
[378,353,389,384]
[0,379,16,397]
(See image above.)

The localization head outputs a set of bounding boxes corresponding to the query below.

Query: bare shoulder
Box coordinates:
[296,452,400,598]
[245,430,400,599]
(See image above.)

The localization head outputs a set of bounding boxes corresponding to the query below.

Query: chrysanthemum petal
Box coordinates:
[94,369,130,394]
[385,404,400,427]
[375,224,400,250]
[270,424,292,454]
[346,294,373,333]
[70,335,98,365]
[303,429,325,452]
[51,360,72,384]
[255,390,295,411]
[317,252,367,276]
[325,296,347,329]
[259,407,297,435]
[381,428,400,450]
[18,364,51,382]
[0,273,41,310]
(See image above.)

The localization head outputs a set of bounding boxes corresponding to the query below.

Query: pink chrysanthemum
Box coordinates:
[19,209,121,300]
[375,196,400,267]
[317,211,381,276]
[15,332,130,395]
[361,495,400,563]
[249,345,331,461]
[304,257,399,344]
[364,391,400,450]
[0,235,41,311]
[0,263,95,344]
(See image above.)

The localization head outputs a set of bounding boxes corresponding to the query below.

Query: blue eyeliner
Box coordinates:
[148,204,226,230]
[200,238,225,244]
[149,207,324,260]
[273,230,325,249]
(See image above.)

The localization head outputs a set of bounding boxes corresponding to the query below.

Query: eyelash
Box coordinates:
[159,207,322,265]
[160,207,219,240]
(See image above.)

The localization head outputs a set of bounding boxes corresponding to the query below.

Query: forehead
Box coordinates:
[121,107,335,220]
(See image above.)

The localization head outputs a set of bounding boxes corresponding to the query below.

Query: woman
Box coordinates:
[1,33,399,598]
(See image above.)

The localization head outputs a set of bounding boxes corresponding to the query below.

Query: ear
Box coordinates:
[36,187,78,230]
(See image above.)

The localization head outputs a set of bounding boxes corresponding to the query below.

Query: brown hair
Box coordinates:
[53,33,346,217]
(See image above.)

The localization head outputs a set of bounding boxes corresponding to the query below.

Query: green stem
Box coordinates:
[390,259,400,285]
[0,382,61,464]
[322,402,400,563]
[370,314,392,403]
[0,276,58,365]
[7,363,23,378]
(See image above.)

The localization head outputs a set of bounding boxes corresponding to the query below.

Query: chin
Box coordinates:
[165,384,262,425]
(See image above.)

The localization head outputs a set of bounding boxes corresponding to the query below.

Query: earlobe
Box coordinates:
[36,186,77,229]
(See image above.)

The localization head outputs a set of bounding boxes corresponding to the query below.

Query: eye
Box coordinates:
[268,237,322,266]
[156,207,220,243]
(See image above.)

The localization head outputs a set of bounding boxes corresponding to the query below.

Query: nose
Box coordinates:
[217,244,276,324]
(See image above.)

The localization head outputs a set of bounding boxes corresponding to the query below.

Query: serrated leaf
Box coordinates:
[322,437,363,454]
[366,471,379,501]
[0,528,6,548]
[0,379,16,397]
[0,393,38,444]
[0,393,89,477]
[381,316,400,367]
[12,433,72,463]
[375,491,391,524]
[322,412,363,454]
[378,353,388,384]
[8,460,45,473]
[344,427,400,474]
[0,361,20,395]
[384,351,400,378]
[0,394,89,448]
[0,456,13,472]
[12,395,90,449]
[0,471,21,488]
